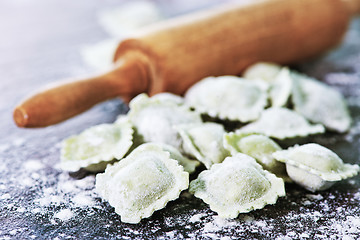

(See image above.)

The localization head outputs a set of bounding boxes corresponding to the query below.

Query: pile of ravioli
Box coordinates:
[61,62,359,224]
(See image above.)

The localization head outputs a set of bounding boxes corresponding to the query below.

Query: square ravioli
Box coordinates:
[273,143,360,192]
[128,93,202,149]
[184,76,268,122]
[189,153,285,219]
[96,143,189,223]
[238,107,325,140]
[292,73,352,133]
[61,120,133,172]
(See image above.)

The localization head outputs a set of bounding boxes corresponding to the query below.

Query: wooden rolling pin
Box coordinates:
[13,0,360,127]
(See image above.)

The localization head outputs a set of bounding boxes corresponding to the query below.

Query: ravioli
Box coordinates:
[176,122,230,169]
[273,143,360,192]
[189,154,285,218]
[243,62,282,82]
[128,93,202,149]
[223,132,288,181]
[95,143,189,223]
[238,107,325,140]
[60,120,133,172]
[292,73,352,133]
[184,76,268,122]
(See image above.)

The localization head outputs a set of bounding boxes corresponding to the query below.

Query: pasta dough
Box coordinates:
[273,143,359,192]
[96,143,189,223]
[189,153,285,218]
[184,76,268,122]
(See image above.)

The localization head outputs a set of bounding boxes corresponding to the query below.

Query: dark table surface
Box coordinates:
[1,1,360,239]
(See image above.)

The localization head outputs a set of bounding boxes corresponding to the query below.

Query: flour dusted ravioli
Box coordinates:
[152,142,200,174]
[243,62,281,82]
[273,143,360,192]
[184,76,268,122]
[189,154,285,218]
[60,120,133,172]
[292,74,351,133]
[128,93,202,149]
[176,122,229,169]
[223,132,288,180]
[239,107,325,140]
[96,143,189,223]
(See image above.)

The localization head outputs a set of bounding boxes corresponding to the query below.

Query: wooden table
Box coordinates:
[1,0,360,239]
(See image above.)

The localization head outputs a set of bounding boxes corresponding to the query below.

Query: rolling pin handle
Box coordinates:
[13,56,150,128]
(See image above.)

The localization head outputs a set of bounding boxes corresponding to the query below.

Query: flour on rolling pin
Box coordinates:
[13,0,360,128]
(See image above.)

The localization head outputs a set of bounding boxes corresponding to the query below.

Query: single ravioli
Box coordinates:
[238,107,325,140]
[292,73,351,133]
[223,132,288,181]
[95,143,189,224]
[175,122,230,169]
[150,142,200,174]
[243,62,282,82]
[128,93,202,149]
[60,120,133,172]
[184,76,268,122]
[273,143,360,192]
[189,153,285,218]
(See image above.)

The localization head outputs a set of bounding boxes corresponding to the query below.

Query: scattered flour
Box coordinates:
[1,193,11,199]
[0,143,10,152]
[189,212,207,223]
[12,138,26,147]
[330,216,360,239]
[180,190,360,239]
[353,192,360,200]
[32,173,97,210]
[306,194,324,201]
[72,192,95,207]
[54,209,74,222]
[23,159,45,171]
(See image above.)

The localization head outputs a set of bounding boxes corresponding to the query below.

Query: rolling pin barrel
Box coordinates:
[13,0,359,127]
